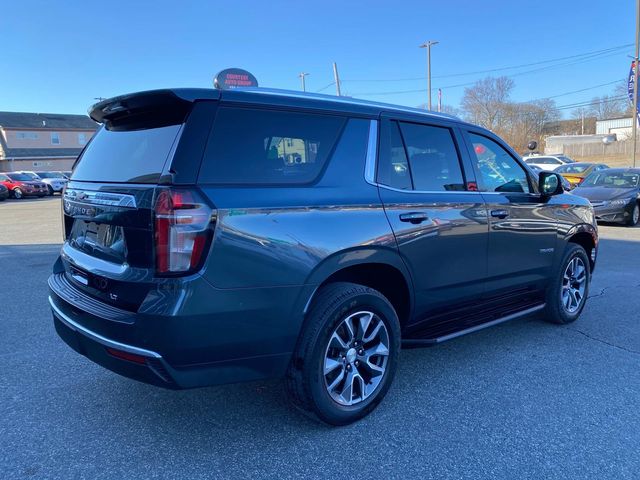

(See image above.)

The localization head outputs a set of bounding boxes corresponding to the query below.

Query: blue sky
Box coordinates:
[1,0,635,117]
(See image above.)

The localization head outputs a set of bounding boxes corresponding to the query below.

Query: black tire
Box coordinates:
[286,282,401,426]
[543,243,590,324]
[47,185,54,196]
[627,203,640,227]
[12,188,23,199]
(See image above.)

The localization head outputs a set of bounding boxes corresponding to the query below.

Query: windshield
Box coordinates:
[7,173,36,181]
[556,164,591,174]
[582,172,639,188]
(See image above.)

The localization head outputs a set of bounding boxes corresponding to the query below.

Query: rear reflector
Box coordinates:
[154,188,214,275]
[106,347,148,365]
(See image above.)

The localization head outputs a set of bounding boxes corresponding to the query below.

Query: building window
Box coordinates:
[78,133,87,145]
[16,132,39,140]
[51,132,61,145]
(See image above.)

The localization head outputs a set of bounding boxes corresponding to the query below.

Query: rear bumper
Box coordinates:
[49,271,310,389]
[21,189,48,197]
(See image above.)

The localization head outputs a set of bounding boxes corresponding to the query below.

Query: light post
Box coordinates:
[299,72,309,92]
[419,40,439,110]
[633,0,639,168]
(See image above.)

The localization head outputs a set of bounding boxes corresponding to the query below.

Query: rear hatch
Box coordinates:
[59,90,218,312]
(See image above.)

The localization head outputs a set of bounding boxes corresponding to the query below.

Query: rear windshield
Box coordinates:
[199,107,345,185]
[71,125,182,183]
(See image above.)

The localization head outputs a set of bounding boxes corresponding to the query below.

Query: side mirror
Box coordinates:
[539,172,564,196]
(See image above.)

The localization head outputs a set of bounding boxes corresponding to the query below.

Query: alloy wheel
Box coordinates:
[323,311,390,406]
[561,256,587,313]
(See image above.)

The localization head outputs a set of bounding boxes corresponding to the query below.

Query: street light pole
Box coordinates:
[419,40,439,110]
[633,0,640,168]
[299,72,309,92]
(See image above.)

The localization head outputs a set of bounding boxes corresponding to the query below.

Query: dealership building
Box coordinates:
[0,111,98,172]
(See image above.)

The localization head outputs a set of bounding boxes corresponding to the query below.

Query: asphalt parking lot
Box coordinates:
[1,197,639,479]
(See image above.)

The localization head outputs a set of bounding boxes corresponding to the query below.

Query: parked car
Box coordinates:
[572,168,640,226]
[0,172,48,199]
[555,163,609,188]
[523,154,576,171]
[30,171,68,195]
[49,88,598,425]
[0,183,9,201]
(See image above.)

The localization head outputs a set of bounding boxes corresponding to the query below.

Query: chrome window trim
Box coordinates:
[49,296,162,359]
[364,120,378,185]
[376,183,484,195]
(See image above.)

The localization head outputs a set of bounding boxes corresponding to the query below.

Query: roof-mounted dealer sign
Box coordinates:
[214,68,259,90]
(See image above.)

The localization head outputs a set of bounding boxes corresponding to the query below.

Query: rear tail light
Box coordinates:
[154,187,214,275]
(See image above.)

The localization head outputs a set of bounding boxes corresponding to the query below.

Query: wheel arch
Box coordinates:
[564,223,598,271]
[302,247,414,328]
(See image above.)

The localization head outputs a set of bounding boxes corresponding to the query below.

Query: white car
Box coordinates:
[19,171,68,195]
[523,155,576,171]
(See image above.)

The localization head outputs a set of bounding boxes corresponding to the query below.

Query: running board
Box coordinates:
[402,303,545,347]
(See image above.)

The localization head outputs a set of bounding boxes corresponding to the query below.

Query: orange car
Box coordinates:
[555,162,609,188]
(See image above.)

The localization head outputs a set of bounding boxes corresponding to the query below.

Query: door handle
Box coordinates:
[399,212,430,224]
[490,209,509,219]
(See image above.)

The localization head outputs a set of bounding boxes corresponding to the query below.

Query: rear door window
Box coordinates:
[72,125,182,183]
[199,107,345,185]
[377,121,412,190]
[398,122,466,191]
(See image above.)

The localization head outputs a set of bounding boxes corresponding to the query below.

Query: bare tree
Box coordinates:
[460,76,515,131]
[613,80,635,117]
[568,107,596,135]
[416,103,461,117]
[587,94,626,120]
[499,99,560,150]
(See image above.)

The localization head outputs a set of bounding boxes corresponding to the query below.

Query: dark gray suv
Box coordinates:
[49,88,597,425]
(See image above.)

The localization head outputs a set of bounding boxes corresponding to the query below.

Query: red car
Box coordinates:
[0,172,48,199]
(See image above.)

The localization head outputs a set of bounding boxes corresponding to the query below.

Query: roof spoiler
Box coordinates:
[89,89,220,128]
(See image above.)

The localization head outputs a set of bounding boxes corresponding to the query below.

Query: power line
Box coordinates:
[315,82,335,93]
[348,50,627,96]
[534,79,625,101]
[554,95,628,111]
[341,43,633,83]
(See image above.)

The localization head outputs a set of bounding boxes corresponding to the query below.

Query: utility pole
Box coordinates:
[581,109,585,135]
[633,0,640,168]
[419,40,439,110]
[332,62,342,96]
[298,72,309,92]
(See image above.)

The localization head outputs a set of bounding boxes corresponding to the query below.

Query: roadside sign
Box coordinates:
[628,61,640,126]
[213,68,258,90]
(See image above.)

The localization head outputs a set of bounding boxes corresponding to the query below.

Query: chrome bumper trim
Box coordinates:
[49,295,162,359]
